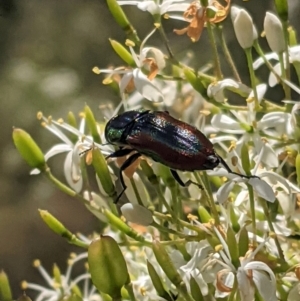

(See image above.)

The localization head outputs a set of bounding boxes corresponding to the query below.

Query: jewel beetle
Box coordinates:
[105,109,256,203]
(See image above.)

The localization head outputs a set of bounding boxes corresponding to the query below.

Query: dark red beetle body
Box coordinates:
[105,110,254,202]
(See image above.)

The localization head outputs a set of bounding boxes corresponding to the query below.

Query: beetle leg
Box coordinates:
[106,148,135,160]
[217,155,259,179]
[170,169,203,190]
[115,153,142,203]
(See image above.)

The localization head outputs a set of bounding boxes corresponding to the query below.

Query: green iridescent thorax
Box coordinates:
[105,126,125,144]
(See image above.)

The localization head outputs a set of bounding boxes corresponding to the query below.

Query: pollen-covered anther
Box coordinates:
[33,259,41,267]
[187,213,198,221]
[57,118,64,124]
[37,111,43,120]
[92,67,101,74]
[154,22,160,28]
[102,77,113,85]
[215,244,223,252]
[21,281,28,289]
[125,39,135,47]
[246,96,255,103]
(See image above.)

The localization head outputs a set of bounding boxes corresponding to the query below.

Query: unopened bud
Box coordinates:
[231,7,255,49]
[264,12,285,53]
[12,128,46,170]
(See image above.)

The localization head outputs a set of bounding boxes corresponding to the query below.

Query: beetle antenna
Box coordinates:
[217,155,256,179]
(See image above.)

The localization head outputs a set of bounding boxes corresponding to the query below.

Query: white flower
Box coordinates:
[253,45,300,88]
[207,79,251,103]
[117,0,192,18]
[22,254,101,301]
[264,12,285,53]
[94,29,164,103]
[231,7,256,49]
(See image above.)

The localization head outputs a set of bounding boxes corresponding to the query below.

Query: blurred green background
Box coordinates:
[1,0,299,298]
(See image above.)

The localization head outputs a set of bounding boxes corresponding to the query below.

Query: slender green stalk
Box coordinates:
[260,199,285,260]
[129,177,143,206]
[278,52,290,99]
[245,48,259,109]
[217,25,241,82]
[194,172,220,225]
[246,183,256,244]
[206,22,222,79]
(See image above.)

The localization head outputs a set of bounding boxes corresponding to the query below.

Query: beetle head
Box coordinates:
[202,154,220,170]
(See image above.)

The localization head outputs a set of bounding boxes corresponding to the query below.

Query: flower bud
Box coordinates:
[88,236,129,298]
[107,0,131,31]
[231,7,255,49]
[190,276,204,301]
[296,153,300,186]
[264,12,285,53]
[121,203,153,226]
[84,105,101,144]
[152,240,182,286]
[238,227,249,257]
[109,39,135,67]
[183,68,206,96]
[147,261,171,300]
[0,270,12,301]
[274,0,288,22]
[198,206,212,223]
[91,148,116,197]
[39,209,73,238]
[226,226,239,268]
[12,128,46,170]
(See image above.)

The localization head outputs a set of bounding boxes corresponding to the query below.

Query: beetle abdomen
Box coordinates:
[124,111,218,171]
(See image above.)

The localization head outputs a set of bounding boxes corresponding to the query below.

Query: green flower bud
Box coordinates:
[229,204,240,233]
[53,263,62,285]
[84,105,101,144]
[107,0,130,30]
[67,111,78,143]
[198,206,212,223]
[109,39,135,67]
[289,27,297,46]
[226,226,239,268]
[88,236,129,298]
[238,227,249,257]
[264,12,285,53]
[12,128,46,170]
[296,153,300,186]
[190,276,204,301]
[17,292,32,301]
[241,143,251,175]
[274,0,288,21]
[183,68,206,96]
[147,261,172,301]
[39,209,73,239]
[91,148,116,197]
[140,160,159,185]
[152,240,182,286]
[103,209,146,242]
[0,270,12,301]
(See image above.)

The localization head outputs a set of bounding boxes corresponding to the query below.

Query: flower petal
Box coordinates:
[248,178,276,203]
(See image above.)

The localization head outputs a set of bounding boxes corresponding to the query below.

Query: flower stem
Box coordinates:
[245,48,259,109]
[129,177,143,206]
[247,183,256,244]
[217,24,241,82]
[206,22,222,79]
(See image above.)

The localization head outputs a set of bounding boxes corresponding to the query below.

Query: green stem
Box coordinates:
[278,52,290,99]
[217,25,241,82]
[247,183,256,244]
[206,22,222,79]
[194,172,220,225]
[245,48,259,109]
[260,199,285,261]
[130,177,143,206]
